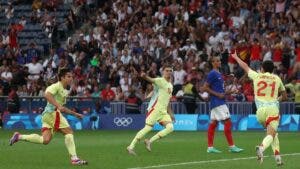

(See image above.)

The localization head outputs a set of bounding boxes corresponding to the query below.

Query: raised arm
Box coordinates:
[140,72,155,84]
[231,50,251,73]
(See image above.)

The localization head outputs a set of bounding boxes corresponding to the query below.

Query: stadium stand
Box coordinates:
[0,0,299,115]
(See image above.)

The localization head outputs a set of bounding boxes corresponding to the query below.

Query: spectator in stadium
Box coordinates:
[25,42,41,63]
[182,78,200,114]
[43,48,59,69]
[240,75,254,102]
[125,88,142,114]
[224,74,241,101]
[43,0,61,11]
[120,49,132,65]
[7,85,20,113]
[186,66,201,82]
[32,0,42,11]
[75,34,88,53]
[172,62,187,96]
[120,73,131,97]
[0,66,13,84]
[75,79,85,96]
[30,10,40,24]
[114,86,125,101]
[272,36,284,69]
[100,83,115,114]
[0,0,298,110]
[25,56,43,81]
[249,39,262,72]
[5,4,14,20]
[19,16,27,27]
[8,24,19,49]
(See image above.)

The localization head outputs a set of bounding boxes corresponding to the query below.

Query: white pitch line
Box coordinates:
[128,153,300,169]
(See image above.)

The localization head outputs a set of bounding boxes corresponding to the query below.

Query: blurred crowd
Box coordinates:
[1,0,300,113]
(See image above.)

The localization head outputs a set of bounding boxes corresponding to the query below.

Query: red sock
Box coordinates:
[207,122,217,147]
[224,120,234,146]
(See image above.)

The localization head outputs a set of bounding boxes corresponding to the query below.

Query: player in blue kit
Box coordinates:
[204,56,243,153]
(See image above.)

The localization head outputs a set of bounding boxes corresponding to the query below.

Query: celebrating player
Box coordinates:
[232,51,286,166]
[9,68,88,165]
[204,56,244,153]
[127,65,174,155]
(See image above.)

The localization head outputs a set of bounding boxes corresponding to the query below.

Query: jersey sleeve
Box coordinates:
[206,71,214,85]
[45,83,58,95]
[248,69,259,80]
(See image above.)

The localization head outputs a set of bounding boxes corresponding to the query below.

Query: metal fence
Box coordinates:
[0,96,296,115]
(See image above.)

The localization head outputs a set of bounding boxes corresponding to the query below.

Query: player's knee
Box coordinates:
[266,124,277,137]
[65,133,75,143]
[166,123,174,132]
[43,138,51,145]
[210,120,218,125]
[268,131,276,138]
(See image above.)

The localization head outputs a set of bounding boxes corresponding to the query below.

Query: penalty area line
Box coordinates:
[127,153,300,169]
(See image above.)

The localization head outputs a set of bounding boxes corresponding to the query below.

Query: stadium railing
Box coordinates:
[0,96,296,115]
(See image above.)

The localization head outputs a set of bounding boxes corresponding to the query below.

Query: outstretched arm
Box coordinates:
[140,72,155,84]
[131,66,156,84]
[44,92,83,119]
[232,50,251,73]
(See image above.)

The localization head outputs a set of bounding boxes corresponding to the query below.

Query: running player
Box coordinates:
[232,51,287,166]
[9,68,88,165]
[127,65,174,155]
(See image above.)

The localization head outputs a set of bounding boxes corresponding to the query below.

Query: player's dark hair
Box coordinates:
[262,60,274,73]
[162,65,173,71]
[58,67,71,80]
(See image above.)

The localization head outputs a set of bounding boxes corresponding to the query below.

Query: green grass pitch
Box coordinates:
[0,130,299,169]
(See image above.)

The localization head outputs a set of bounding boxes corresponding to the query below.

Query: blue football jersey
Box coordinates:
[206,70,226,109]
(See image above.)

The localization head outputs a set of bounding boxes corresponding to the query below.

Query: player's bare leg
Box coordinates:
[9,129,50,145]
[60,127,88,165]
[9,132,20,145]
[272,133,283,166]
[144,139,151,152]
[127,146,137,155]
[127,124,153,155]
[257,124,276,164]
[146,121,173,152]
[255,145,264,164]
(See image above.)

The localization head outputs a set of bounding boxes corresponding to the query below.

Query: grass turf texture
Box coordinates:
[0,130,299,169]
